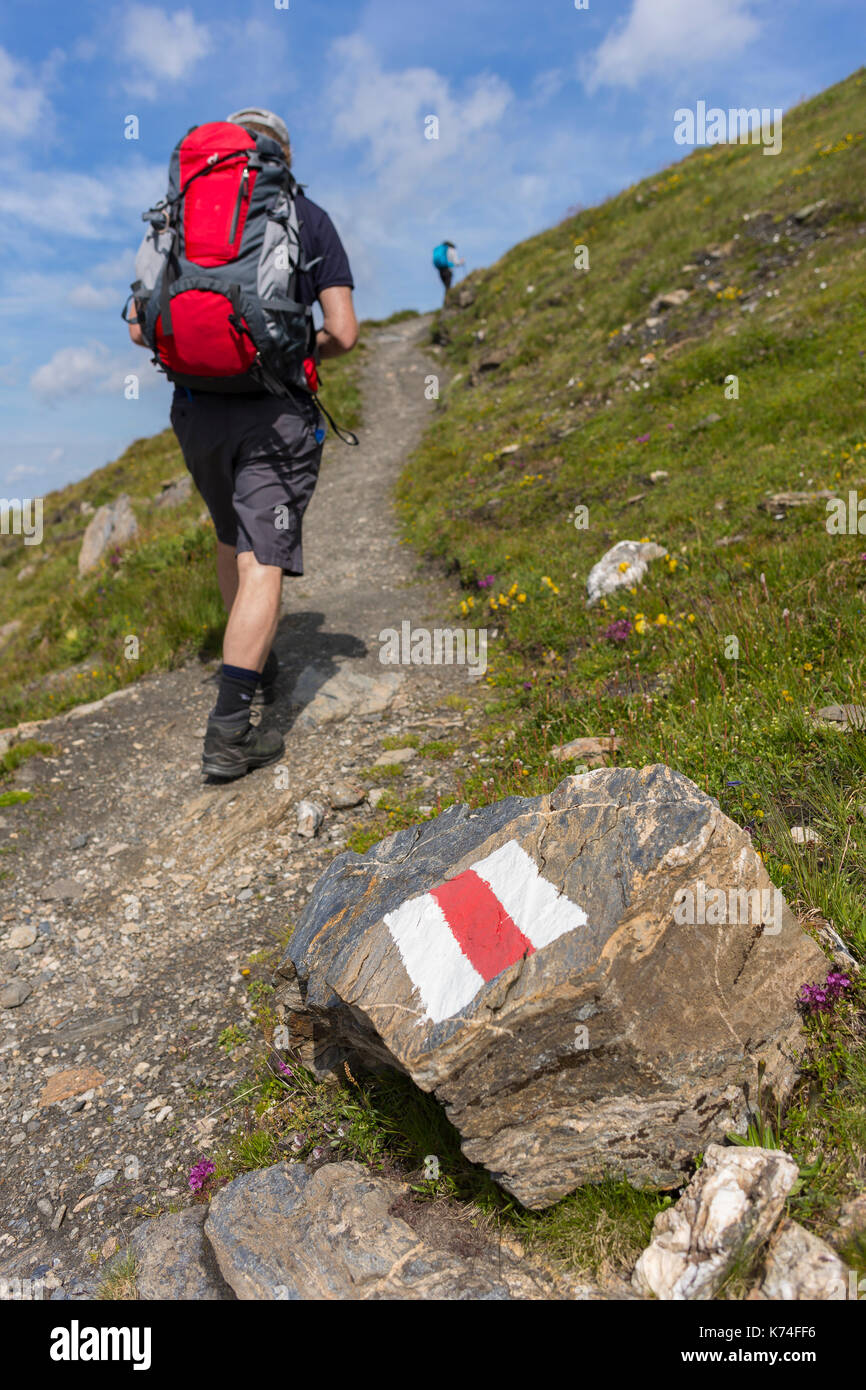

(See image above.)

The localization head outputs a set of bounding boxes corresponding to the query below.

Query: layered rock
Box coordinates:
[276,766,826,1208]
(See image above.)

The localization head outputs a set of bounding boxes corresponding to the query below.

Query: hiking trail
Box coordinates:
[0,314,483,1297]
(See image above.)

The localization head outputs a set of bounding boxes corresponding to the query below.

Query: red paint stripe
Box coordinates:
[430,869,535,982]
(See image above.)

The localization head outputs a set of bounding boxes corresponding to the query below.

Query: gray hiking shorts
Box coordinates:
[169,390,324,576]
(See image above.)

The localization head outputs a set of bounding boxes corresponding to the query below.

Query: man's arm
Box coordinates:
[127,299,146,348]
[316,285,358,358]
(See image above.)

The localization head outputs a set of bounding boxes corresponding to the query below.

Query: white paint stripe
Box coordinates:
[471,839,588,949]
[385,891,484,1025]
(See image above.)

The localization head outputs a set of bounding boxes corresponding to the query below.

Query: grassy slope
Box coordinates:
[392,69,866,1249]
[0,343,365,727]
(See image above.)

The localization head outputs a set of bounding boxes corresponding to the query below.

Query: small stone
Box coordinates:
[296,800,325,839]
[790,825,821,845]
[37,1198,53,1217]
[814,703,866,731]
[7,924,37,950]
[367,787,388,808]
[649,470,669,483]
[39,1067,106,1107]
[754,1218,850,1300]
[41,878,84,902]
[102,1235,119,1259]
[69,833,90,850]
[0,980,32,1009]
[326,780,366,810]
[550,736,621,766]
[93,1169,117,1189]
[650,288,690,312]
[51,1205,67,1230]
[374,747,416,767]
[586,540,668,606]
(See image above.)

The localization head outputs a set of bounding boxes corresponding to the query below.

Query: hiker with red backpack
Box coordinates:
[125,108,358,780]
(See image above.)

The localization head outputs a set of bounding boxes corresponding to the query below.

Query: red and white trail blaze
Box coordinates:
[384,839,587,1024]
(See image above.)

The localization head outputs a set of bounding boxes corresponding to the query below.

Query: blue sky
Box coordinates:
[0,0,861,496]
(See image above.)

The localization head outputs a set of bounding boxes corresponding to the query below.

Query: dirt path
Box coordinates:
[0,315,482,1299]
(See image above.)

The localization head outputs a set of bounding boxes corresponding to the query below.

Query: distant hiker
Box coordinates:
[125,107,358,780]
[432,240,465,299]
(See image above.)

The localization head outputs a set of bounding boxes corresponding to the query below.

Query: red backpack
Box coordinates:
[127,122,319,397]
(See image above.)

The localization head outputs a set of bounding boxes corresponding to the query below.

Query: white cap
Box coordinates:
[227,107,290,149]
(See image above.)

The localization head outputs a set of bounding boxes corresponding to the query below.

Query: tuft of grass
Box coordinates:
[96,1248,138,1301]
[0,740,54,778]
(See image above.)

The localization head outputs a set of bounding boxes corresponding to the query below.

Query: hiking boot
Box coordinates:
[201,717,284,780]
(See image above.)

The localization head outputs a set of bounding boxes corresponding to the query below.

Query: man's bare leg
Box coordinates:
[222,550,282,673]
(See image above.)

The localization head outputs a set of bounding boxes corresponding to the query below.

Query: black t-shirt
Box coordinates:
[293,189,354,309]
[171,187,353,400]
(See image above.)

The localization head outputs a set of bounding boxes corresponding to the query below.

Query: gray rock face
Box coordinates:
[153,474,192,510]
[130,1206,234,1300]
[290,666,403,728]
[277,766,826,1208]
[585,540,668,605]
[77,494,138,575]
[632,1144,798,1300]
[205,1161,560,1300]
[754,1219,851,1301]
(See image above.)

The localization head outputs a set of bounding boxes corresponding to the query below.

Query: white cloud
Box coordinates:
[0,158,165,239]
[585,0,762,91]
[0,46,52,133]
[30,344,157,402]
[121,5,212,84]
[328,35,512,187]
[68,284,120,310]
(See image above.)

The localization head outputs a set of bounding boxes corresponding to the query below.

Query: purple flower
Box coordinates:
[636,432,651,444]
[290,1132,305,1152]
[477,574,496,589]
[311,1146,326,1161]
[188,1158,216,1192]
[601,618,632,644]
[522,681,533,691]
[799,972,852,1015]
[276,1059,293,1078]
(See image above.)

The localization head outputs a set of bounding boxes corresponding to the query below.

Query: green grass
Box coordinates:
[386,68,866,1237]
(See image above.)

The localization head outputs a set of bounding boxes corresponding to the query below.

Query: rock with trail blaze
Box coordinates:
[276,765,826,1208]
[586,539,668,605]
[77,494,138,575]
